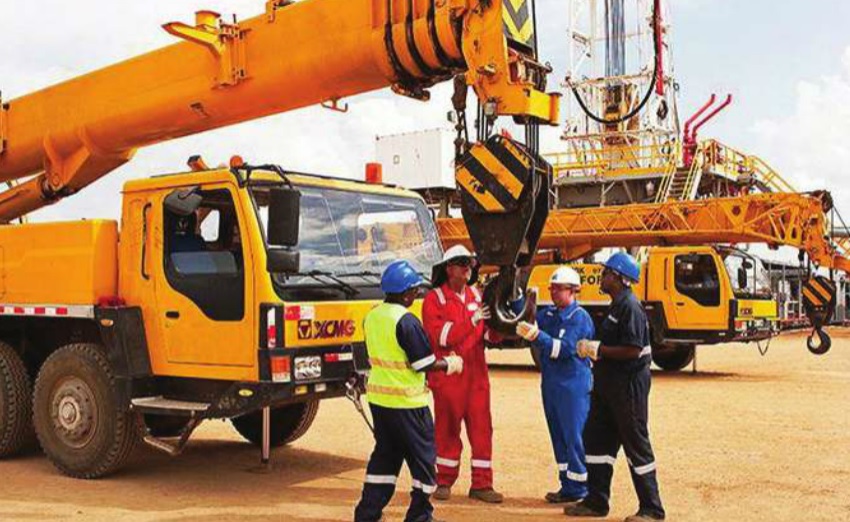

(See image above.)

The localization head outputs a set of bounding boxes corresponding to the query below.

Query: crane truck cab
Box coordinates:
[527,246,779,371]
[0,165,443,478]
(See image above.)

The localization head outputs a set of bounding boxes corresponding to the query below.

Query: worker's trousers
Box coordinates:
[354,405,438,522]
[433,376,493,489]
[582,366,665,519]
[542,369,592,498]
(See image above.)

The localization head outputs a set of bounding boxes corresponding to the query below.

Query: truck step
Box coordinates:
[131,396,210,416]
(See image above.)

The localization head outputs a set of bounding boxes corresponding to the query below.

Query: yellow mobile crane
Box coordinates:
[439,191,849,369]
[0,0,559,477]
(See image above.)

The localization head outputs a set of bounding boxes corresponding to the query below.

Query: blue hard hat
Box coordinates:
[381,260,425,294]
[604,252,641,283]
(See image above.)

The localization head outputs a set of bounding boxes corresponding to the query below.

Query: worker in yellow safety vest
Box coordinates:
[354,260,464,522]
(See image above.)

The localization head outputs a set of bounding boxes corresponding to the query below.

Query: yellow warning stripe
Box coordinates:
[501,137,532,169]
[457,166,505,212]
[807,278,833,301]
[502,10,533,44]
[471,147,524,200]
[802,286,825,306]
[507,0,526,11]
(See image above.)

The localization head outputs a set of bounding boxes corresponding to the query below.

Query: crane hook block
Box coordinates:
[801,275,836,356]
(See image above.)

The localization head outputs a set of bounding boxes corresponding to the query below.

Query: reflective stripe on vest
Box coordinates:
[364,303,430,409]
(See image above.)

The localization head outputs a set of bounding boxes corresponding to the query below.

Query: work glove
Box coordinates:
[516,321,540,342]
[472,304,491,326]
[444,354,464,375]
[577,339,601,361]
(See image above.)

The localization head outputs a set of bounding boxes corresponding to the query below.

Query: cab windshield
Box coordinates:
[721,248,772,299]
[251,183,442,289]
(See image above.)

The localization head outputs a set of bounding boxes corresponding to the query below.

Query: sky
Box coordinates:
[2,0,850,229]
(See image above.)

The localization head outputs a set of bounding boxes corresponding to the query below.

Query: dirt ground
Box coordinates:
[1,330,849,521]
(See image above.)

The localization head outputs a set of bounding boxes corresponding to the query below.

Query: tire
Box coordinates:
[143,414,192,438]
[231,400,319,447]
[0,341,35,457]
[33,343,138,478]
[652,344,696,372]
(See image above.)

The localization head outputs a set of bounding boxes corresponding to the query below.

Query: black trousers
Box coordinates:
[583,365,665,518]
[354,404,437,522]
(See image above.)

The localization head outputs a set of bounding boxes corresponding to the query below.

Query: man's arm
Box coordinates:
[422,291,476,350]
[397,313,452,373]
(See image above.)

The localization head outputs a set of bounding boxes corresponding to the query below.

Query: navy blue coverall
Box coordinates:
[582,288,665,519]
[531,301,596,498]
[354,314,439,522]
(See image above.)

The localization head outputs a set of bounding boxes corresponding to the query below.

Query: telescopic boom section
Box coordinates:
[438,191,850,272]
[0,0,559,222]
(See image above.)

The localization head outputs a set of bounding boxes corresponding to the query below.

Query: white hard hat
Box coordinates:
[441,245,475,264]
[549,266,581,288]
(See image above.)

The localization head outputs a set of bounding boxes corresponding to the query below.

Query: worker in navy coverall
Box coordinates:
[516,266,596,504]
[566,252,666,522]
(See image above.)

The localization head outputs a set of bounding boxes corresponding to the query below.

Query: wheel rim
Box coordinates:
[50,377,98,449]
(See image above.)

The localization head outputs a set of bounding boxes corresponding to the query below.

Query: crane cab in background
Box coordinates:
[527,246,779,371]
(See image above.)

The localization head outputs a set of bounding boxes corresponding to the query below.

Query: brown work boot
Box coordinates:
[564,502,607,517]
[433,485,451,501]
[468,487,504,504]
[624,513,665,521]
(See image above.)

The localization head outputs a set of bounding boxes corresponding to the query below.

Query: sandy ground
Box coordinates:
[1,330,849,521]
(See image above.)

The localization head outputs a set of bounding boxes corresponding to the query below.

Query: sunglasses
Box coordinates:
[449,257,475,268]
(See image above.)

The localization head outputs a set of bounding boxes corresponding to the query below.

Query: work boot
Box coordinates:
[624,512,665,521]
[545,491,584,504]
[433,485,451,501]
[564,502,607,517]
[468,488,504,504]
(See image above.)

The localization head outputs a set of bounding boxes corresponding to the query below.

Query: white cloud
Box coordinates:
[749,46,850,221]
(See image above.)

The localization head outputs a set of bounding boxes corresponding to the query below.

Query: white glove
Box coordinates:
[472,305,491,326]
[444,354,464,375]
[516,321,540,341]
[577,339,601,361]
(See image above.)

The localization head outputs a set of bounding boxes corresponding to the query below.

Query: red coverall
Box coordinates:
[422,283,499,490]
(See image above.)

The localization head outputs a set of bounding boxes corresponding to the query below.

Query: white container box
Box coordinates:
[375,128,456,190]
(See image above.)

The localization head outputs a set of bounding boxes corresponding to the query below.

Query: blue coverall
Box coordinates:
[530,301,595,498]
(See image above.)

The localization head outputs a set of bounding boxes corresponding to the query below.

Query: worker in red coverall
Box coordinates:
[422,245,504,504]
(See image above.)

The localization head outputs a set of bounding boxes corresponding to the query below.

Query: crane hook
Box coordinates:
[482,266,537,336]
[806,327,831,355]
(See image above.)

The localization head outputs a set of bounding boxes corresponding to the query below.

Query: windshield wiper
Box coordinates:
[295,270,360,297]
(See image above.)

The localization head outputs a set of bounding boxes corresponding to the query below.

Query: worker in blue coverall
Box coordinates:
[515,266,596,504]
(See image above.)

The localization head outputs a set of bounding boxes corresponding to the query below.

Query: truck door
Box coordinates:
[665,252,727,331]
[155,186,254,367]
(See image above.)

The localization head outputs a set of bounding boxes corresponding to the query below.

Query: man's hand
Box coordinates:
[472,305,491,326]
[516,321,540,342]
[444,354,464,375]
[577,339,601,361]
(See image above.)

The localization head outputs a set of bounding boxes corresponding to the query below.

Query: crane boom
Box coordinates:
[0,0,559,222]
[438,191,850,272]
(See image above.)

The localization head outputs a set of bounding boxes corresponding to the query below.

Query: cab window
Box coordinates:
[674,254,720,306]
[163,188,245,320]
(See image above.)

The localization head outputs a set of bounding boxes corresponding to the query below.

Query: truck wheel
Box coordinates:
[0,341,35,457]
[652,344,695,372]
[231,400,319,447]
[33,344,138,478]
[143,415,192,438]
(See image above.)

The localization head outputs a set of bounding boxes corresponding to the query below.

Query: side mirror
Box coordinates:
[738,266,748,289]
[268,187,300,247]
[164,187,202,216]
[267,248,300,274]
[267,187,301,274]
